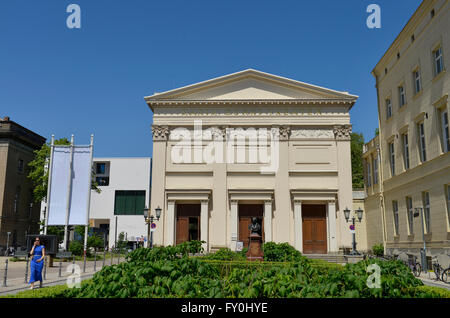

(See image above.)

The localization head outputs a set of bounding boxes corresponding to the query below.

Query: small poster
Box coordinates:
[236,241,243,252]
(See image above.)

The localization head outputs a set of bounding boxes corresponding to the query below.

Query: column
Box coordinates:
[293,200,302,252]
[200,200,209,252]
[230,200,238,251]
[327,201,338,252]
[166,200,176,246]
[264,200,273,242]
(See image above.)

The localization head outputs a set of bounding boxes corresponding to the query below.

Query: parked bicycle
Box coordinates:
[432,256,450,283]
[407,254,422,277]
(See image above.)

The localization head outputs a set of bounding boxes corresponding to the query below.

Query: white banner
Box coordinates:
[47,145,92,226]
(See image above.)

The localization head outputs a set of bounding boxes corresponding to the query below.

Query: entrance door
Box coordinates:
[239,204,264,249]
[302,205,327,254]
[176,204,200,245]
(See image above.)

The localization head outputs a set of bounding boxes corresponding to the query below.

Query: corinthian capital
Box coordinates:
[333,124,352,141]
[151,125,169,141]
[271,125,291,141]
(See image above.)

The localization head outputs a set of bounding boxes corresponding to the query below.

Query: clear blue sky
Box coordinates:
[0,0,422,157]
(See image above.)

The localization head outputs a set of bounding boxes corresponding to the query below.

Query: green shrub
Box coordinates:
[372,243,384,257]
[69,241,84,256]
[262,242,306,263]
[1,284,70,298]
[411,285,450,298]
[203,248,247,261]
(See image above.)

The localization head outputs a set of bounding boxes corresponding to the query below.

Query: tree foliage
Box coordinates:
[351,132,365,189]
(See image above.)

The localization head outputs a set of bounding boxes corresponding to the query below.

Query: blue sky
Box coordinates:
[0,0,422,157]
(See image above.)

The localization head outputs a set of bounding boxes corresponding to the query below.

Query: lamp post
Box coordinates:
[143,206,162,248]
[343,207,363,255]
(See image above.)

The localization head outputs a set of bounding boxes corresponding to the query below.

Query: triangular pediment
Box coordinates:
[145,69,357,103]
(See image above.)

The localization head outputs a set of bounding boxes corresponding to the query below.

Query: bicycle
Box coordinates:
[407,255,422,277]
[442,267,450,284]
[432,258,444,281]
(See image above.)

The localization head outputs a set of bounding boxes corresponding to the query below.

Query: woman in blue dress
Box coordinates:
[29,237,45,289]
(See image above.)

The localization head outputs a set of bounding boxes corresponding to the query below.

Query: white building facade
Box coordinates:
[89,157,152,249]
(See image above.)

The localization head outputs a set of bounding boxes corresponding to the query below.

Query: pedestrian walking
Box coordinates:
[28,237,45,289]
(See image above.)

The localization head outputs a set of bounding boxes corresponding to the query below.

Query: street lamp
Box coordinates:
[143,206,162,249]
[343,207,363,255]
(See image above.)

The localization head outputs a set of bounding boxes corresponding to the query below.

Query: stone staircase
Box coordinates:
[304,254,347,264]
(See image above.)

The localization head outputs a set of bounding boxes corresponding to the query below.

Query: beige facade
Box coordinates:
[146,69,358,254]
[364,0,450,256]
[0,116,46,250]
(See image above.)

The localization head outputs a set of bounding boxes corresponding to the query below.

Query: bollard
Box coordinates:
[43,257,47,280]
[83,251,86,273]
[103,250,106,268]
[24,256,29,283]
[72,255,75,274]
[58,257,62,277]
[3,259,8,287]
[94,250,97,272]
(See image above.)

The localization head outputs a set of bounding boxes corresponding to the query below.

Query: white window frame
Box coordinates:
[422,191,431,234]
[406,196,414,235]
[418,122,427,162]
[434,46,444,76]
[373,155,379,185]
[413,70,422,94]
[393,201,399,236]
[386,98,392,119]
[399,86,406,107]
[389,141,395,176]
[403,133,410,170]
[442,110,450,153]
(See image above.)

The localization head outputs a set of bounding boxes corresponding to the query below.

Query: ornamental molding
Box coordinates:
[291,128,334,139]
[333,125,352,141]
[148,99,355,107]
[151,125,169,141]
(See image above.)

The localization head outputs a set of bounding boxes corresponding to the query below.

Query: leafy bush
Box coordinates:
[88,234,104,251]
[203,248,247,261]
[372,243,384,257]
[262,242,306,263]
[68,241,84,256]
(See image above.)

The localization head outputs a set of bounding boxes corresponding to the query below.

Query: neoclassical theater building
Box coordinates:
[146,69,358,254]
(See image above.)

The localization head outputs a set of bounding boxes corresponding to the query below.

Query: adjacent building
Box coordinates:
[0,116,46,251]
[146,69,359,254]
[364,0,450,256]
[88,157,152,249]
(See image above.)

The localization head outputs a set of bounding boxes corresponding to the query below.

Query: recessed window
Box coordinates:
[366,160,372,187]
[114,190,146,215]
[422,192,431,234]
[398,86,406,107]
[386,98,392,119]
[431,9,435,18]
[411,34,415,43]
[96,163,106,175]
[433,46,444,76]
[406,196,414,235]
[389,141,395,176]
[413,69,422,94]
[397,52,401,60]
[446,185,450,227]
[402,133,410,170]
[442,110,450,153]
[418,122,427,162]
[18,159,24,172]
[393,201,399,236]
[373,155,379,185]
[14,186,21,214]
[385,68,388,75]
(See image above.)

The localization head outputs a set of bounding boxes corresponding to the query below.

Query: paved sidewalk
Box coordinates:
[416,271,450,290]
[0,255,126,296]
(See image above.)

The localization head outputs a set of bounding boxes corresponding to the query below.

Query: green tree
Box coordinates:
[375,128,379,136]
[351,132,365,189]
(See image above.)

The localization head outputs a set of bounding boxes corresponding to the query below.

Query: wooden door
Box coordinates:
[176,204,200,245]
[302,205,327,254]
[239,204,264,249]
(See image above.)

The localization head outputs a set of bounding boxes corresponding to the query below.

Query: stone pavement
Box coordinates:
[416,271,450,290]
[0,255,126,296]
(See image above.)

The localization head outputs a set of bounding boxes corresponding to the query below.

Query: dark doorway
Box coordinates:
[176,204,200,245]
[238,204,264,249]
[302,204,327,254]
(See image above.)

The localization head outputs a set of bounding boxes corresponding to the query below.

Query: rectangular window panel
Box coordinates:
[435,47,443,75]
[406,197,414,235]
[403,133,410,170]
[114,191,146,215]
[373,156,378,185]
[399,86,406,107]
[96,163,106,175]
[419,123,427,162]
[386,99,392,119]
[393,201,399,236]
[389,142,395,176]
[423,192,431,234]
[367,161,372,187]
[414,70,421,94]
[443,111,450,153]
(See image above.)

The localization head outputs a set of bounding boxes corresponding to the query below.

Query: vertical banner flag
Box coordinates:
[47,141,92,226]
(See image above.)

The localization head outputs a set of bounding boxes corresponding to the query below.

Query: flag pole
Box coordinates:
[63,135,74,251]
[83,135,94,260]
[44,135,55,235]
